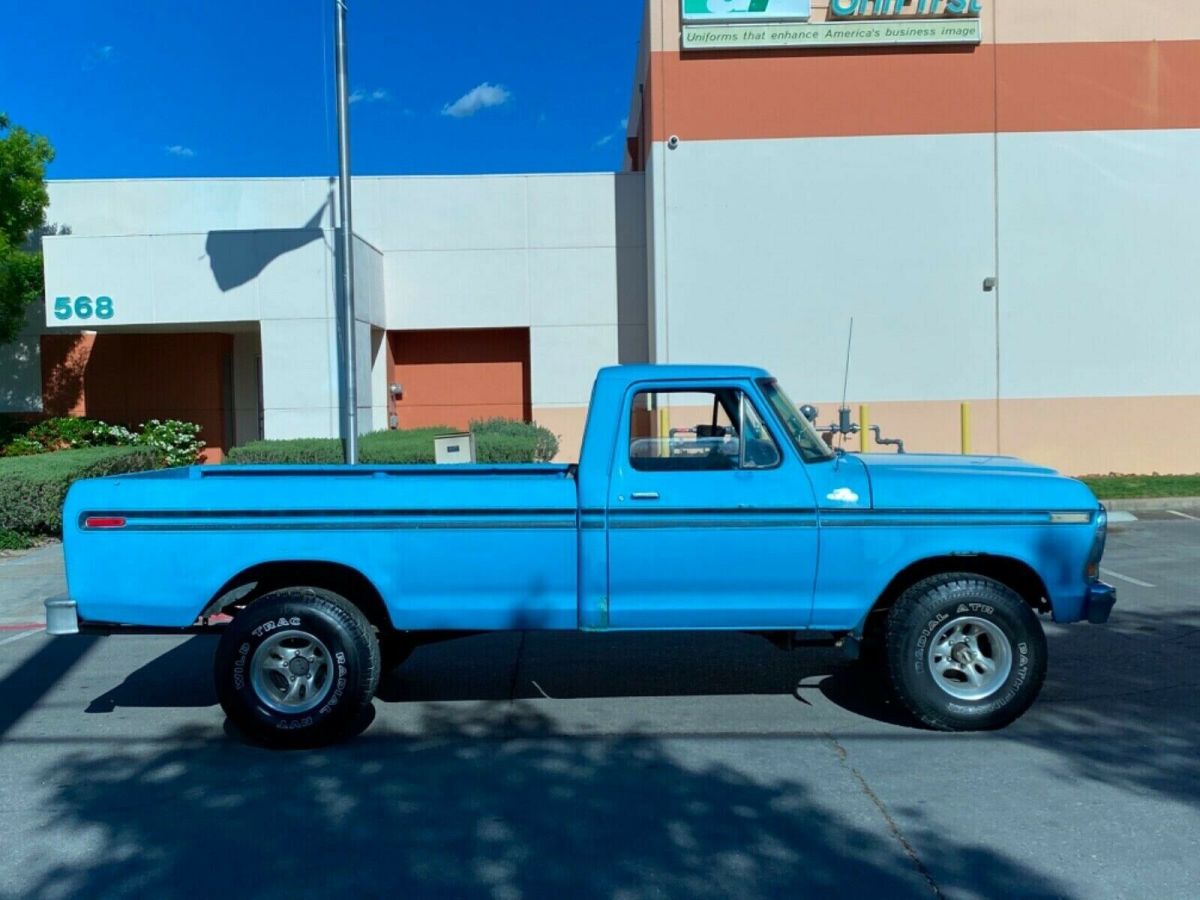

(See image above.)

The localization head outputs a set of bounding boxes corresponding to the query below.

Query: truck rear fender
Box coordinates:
[859,554,1050,641]
[202,561,392,631]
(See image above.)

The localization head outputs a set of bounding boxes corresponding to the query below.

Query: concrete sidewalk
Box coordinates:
[1102,496,1200,513]
[0,543,63,628]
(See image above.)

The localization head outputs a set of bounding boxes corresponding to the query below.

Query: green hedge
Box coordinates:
[0,529,33,551]
[0,446,159,535]
[227,420,560,465]
[1079,473,1200,499]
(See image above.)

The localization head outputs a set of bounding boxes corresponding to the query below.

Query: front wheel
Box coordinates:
[214,587,380,747]
[885,574,1047,731]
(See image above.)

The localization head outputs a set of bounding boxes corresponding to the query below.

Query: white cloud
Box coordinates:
[593,119,629,151]
[165,145,195,158]
[350,87,389,105]
[442,82,511,118]
[82,44,116,71]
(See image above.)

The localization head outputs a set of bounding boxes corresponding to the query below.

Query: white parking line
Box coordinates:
[1101,568,1156,589]
[0,630,41,648]
[1166,509,1199,521]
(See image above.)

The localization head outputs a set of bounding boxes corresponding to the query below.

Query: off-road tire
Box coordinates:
[214,587,380,747]
[885,574,1047,731]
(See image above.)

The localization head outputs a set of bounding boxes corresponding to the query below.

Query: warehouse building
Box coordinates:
[2,0,1197,473]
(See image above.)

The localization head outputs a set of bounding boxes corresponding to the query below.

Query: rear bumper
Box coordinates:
[45,597,221,636]
[45,597,79,636]
[1084,581,1117,624]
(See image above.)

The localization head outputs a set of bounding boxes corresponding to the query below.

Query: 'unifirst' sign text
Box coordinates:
[830,0,982,14]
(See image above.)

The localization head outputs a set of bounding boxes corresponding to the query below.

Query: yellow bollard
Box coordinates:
[658,407,670,458]
[961,402,971,455]
[859,404,870,453]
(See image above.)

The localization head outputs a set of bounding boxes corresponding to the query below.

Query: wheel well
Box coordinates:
[862,555,1051,640]
[204,561,392,630]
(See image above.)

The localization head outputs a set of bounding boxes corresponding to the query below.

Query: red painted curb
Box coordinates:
[0,623,44,632]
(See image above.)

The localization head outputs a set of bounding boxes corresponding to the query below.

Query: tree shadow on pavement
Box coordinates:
[25,703,1076,900]
[997,605,1200,805]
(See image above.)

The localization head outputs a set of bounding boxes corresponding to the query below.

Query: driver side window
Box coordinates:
[628,389,781,472]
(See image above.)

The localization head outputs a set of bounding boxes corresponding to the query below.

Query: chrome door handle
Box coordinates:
[631,492,660,501]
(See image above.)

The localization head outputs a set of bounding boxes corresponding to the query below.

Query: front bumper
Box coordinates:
[1084,581,1117,624]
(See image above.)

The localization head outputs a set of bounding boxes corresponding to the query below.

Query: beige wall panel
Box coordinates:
[532,405,591,462]
[996,0,1200,45]
[834,395,1200,476]
[537,393,1200,473]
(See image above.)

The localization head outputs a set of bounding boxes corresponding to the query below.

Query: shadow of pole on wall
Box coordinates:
[204,183,334,293]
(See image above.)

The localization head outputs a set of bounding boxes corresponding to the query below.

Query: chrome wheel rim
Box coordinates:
[926,616,1013,701]
[250,630,334,714]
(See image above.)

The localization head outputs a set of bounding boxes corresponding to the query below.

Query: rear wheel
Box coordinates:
[885,574,1047,731]
[214,587,380,747]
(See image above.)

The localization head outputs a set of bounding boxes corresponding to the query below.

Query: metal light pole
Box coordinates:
[334,0,358,463]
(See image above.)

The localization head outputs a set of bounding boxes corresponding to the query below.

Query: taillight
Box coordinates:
[1085,508,1107,581]
[84,516,127,529]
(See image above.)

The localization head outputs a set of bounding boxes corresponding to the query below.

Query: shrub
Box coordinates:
[137,419,205,467]
[0,414,38,448]
[0,528,33,551]
[2,436,44,457]
[24,417,135,451]
[226,437,344,465]
[471,418,559,463]
[0,446,159,535]
[1,416,202,464]
[227,420,560,465]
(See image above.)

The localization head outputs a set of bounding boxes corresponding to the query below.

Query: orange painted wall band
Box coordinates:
[648,40,1200,141]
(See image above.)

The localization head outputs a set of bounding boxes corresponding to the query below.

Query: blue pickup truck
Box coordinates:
[47,365,1115,746]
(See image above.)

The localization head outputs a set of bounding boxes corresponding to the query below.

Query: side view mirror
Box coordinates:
[800,405,818,424]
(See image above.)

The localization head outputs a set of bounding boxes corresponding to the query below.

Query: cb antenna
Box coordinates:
[836,318,855,450]
[840,317,854,413]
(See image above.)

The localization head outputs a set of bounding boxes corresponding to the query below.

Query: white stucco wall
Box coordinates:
[28,173,648,438]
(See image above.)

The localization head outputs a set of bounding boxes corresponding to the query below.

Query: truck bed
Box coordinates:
[63,464,581,630]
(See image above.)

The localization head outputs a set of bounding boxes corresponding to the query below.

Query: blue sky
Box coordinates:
[1,1,644,180]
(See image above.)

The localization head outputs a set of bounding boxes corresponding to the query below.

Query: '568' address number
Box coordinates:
[54,296,114,321]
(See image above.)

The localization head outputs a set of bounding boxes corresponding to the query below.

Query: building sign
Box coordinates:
[52,295,115,322]
[682,0,811,22]
[682,18,981,49]
[829,0,981,15]
[681,0,982,50]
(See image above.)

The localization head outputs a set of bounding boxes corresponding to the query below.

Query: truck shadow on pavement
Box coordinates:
[25,702,1077,900]
[77,600,1200,814]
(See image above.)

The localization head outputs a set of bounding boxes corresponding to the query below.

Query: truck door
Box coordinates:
[605,383,818,629]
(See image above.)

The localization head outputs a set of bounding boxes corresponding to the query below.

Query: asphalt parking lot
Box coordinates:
[0,517,1196,899]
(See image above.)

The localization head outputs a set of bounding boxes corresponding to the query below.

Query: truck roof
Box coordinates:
[596,364,772,385]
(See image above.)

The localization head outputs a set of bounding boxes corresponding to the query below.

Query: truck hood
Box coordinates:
[856,453,1098,511]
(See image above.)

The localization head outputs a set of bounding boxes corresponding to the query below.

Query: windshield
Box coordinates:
[757,378,834,463]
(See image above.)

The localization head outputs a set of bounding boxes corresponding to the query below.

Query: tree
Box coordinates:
[0,113,55,345]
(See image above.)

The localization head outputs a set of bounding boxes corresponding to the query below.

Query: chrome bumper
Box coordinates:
[45,596,80,636]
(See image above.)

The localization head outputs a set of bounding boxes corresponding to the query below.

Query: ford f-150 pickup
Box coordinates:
[47,365,1116,746]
